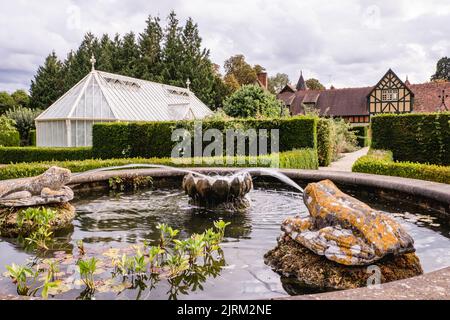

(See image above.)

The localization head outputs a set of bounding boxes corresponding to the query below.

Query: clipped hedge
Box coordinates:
[352,149,450,184]
[371,113,450,165]
[317,118,335,166]
[351,125,369,147]
[29,130,36,146]
[92,116,318,159]
[0,147,93,164]
[0,148,318,180]
[0,130,20,147]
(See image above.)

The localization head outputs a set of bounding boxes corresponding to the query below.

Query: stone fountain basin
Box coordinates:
[61,167,450,300]
[2,168,449,300]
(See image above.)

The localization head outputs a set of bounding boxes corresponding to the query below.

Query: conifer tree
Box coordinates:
[138,15,163,81]
[29,51,65,109]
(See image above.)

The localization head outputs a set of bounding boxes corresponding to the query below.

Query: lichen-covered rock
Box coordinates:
[0,167,74,207]
[0,203,75,238]
[182,172,252,207]
[264,236,423,292]
[283,179,415,265]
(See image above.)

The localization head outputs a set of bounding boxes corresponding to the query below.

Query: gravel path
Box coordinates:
[319,147,369,172]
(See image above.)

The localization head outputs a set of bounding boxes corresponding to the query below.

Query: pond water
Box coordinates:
[1,186,450,300]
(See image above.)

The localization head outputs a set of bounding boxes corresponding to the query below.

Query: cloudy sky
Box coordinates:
[0,0,449,92]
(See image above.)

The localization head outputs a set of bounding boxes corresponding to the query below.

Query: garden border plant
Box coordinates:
[352,149,450,184]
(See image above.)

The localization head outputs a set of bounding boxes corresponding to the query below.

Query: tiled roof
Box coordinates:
[409,81,450,112]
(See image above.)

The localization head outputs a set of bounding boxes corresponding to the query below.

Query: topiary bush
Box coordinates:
[0,147,93,164]
[352,149,450,184]
[371,113,450,165]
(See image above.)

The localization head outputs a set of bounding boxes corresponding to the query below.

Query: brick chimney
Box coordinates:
[257,72,268,90]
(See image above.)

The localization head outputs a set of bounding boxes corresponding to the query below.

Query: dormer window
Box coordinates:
[382,89,398,101]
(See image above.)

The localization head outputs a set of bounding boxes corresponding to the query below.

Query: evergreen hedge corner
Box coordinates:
[0,130,20,147]
[92,122,131,159]
[371,112,450,165]
[351,125,369,147]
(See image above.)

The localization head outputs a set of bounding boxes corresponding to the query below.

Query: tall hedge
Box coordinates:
[371,113,450,165]
[351,125,369,147]
[0,147,93,164]
[317,118,335,166]
[92,116,318,159]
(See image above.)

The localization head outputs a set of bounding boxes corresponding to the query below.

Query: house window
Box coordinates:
[382,89,398,101]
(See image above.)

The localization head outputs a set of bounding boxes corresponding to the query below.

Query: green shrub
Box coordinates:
[5,107,42,146]
[0,130,20,147]
[0,147,93,164]
[371,113,450,165]
[223,85,284,118]
[317,118,335,166]
[29,130,36,146]
[351,125,369,147]
[0,149,318,180]
[352,149,450,184]
[92,117,317,159]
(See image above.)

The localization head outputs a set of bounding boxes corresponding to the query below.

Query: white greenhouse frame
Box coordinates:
[35,68,213,147]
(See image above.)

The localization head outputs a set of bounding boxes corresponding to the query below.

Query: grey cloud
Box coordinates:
[0,0,448,92]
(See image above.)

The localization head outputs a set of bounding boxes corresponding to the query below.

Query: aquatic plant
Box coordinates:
[77,257,98,290]
[17,207,56,250]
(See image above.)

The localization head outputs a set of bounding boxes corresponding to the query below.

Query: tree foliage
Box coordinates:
[223,54,258,86]
[223,85,283,118]
[431,56,450,81]
[305,78,325,90]
[268,73,290,94]
[29,11,228,110]
[5,107,42,145]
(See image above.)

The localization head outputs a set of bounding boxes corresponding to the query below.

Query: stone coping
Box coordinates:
[68,168,450,206]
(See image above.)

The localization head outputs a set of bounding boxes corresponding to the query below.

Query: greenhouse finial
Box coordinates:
[186,78,191,91]
[90,54,96,71]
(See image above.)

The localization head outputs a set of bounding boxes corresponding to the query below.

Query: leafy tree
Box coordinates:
[0,92,16,114]
[29,52,65,109]
[138,15,163,81]
[431,57,450,81]
[11,90,30,108]
[223,74,240,94]
[253,64,265,74]
[5,107,42,145]
[223,85,283,118]
[305,78,325,90]
[224,54,257,86]
[268,73,290,94]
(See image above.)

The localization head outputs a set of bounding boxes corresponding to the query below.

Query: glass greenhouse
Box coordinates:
[35,69,213,147]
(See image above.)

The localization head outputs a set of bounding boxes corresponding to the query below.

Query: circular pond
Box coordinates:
[1,184,450,300]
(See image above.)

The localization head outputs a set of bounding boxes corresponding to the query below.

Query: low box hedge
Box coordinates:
[352,149,450,184]
[0,147,93,164]
[0,148,318,180]
[92,116,318,159]
[371,112,450,165]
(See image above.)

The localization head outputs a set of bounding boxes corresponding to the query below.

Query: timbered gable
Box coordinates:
[367,69,414,114]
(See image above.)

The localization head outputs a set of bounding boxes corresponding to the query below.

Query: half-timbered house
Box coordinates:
[278,68,450,124]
